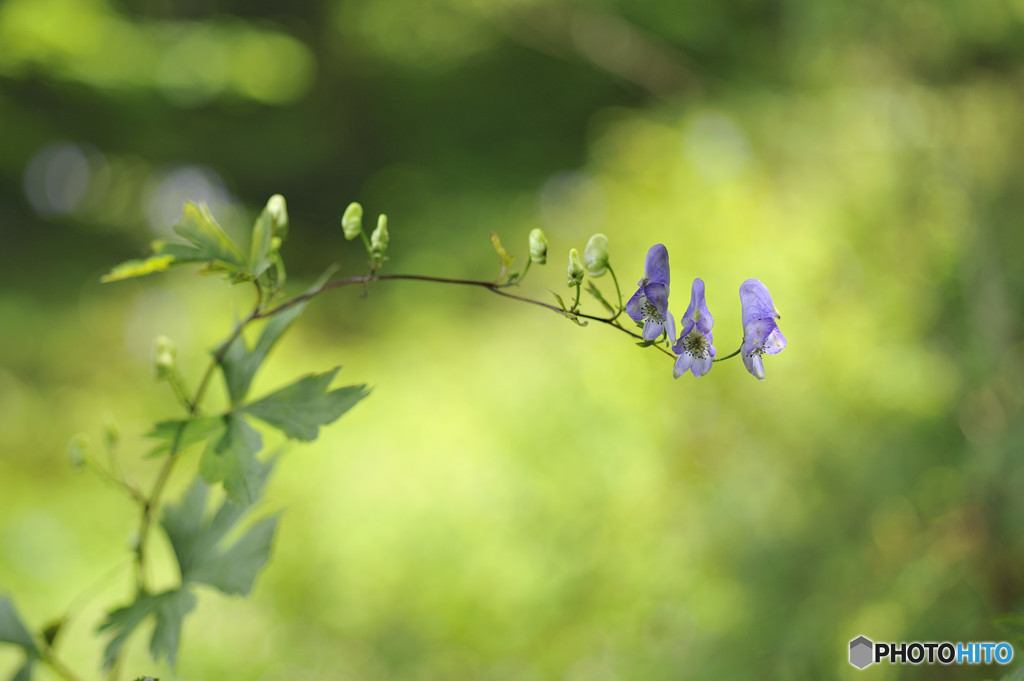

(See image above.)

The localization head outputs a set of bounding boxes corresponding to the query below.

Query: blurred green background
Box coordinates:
[2,0,1024,679]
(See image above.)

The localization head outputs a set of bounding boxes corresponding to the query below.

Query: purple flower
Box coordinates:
[626,244,675,342]
[739,279,787,381]
[672,278,716,378]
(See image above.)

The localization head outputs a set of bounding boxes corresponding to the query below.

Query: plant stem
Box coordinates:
[256,271,675,357]
[36,634,88,681]
[135,308,256,589]
[606,265,624,320]
[713,345,743,362]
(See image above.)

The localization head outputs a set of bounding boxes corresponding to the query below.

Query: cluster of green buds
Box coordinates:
[514,228,615,316]
[342,202,389,269]
[565,233,609,286]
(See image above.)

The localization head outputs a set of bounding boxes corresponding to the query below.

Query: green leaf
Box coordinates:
[248,209,274,278]
[101,201,247,283]
[188,516,278,596]
[219,267,335,404]
[490,232,514,267]
[997,614,1024,646]
[198,414,269,506]
[172,202,245,269]
[10,660,33,681]
[585,281,615,314]
[98,589,196,669]
[241,368,369,442]
[162,478,279,596]
[0,595,38,656]
[145,417,225,458]
[549,292,586,326]
[0,595,36,681]
[1000,666,1024,681]
[100,255,177,283]
[149,589,196,666]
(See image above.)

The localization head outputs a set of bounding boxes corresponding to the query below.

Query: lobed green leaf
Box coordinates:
[241,368,369,442]
[198,414,268,506]
[162,477,278,596]
[145,417,225,458]
[98,589,196,669]
[172,202,245,270]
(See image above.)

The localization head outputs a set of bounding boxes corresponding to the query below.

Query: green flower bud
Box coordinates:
[153,335,177,380]
[266,194,288,238]
[583,233,609,277]
[67,434,89,469]
[342,202,363,240]
[371,214,389,254]
[528,228,548,264]
[567,248,584,287]
[103,413,120,449]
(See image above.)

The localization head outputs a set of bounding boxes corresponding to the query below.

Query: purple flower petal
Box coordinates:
[642,318,665,341]
[742,352,765,381]
[644,282,669,316]
[677,318,696,342]
[763,325,787,355]
[739,279,779,327]
[625,289,646,323]
[644,244,670,286]
[683,278,714,335]
[673,353,694,378]
[690,353,713,377]
[742,317,777,349]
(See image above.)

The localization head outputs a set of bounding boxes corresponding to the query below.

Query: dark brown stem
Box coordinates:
[255,272,674,357]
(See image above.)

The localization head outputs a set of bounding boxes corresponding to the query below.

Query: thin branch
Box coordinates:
[256,271,675,357]
[713,345,743,363]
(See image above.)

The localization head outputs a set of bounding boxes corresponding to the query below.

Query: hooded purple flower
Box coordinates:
[739,279,787,381]
[626,244,675,342]
[672,278,716,378]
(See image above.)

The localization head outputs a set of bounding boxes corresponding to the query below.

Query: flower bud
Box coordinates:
[103,413,120,449]
[371,214,389,254]
[266,194,288,238]
[153,335,177,380]
[583,233,609,277]
[567,248,584,287]
[528,228,548,265]
[67,434,89,469]
[342,202,363,240]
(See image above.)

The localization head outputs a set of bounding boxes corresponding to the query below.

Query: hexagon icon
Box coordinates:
[849,636,874,669]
